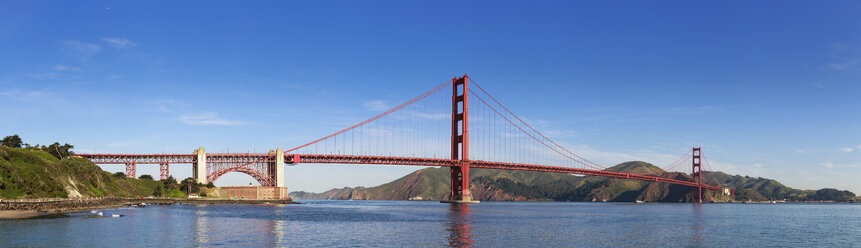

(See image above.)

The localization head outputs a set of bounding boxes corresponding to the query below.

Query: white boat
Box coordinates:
[96,212,104,216]
[111,214,122,218]
[635,200,645,204]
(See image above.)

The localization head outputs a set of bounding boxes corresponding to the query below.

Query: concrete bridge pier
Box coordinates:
[276,148,285,187]
[193,147,206,184]
[268,148,285,187]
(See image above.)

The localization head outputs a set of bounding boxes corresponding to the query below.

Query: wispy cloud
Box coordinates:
[154,99,182,113]
[179,112,244,126]
[825,59,858,70]
[838,145,861,152]
[584,105,723,125]
[61,40,101,61]
[822,162,835,169]
[102,38,137,48]
[0,89,50,99]
[0,89,62,105]
[24,72,59,80]
[53,64,82,72]
[791,148,806,154]
[363,100,390,111]
[411,111,448,120]
[23,64,81,79]
[823,43,861,71]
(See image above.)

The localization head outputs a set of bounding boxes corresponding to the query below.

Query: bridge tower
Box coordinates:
[442,75,479,204]
[691,147,703,203]
[193,147,207,184]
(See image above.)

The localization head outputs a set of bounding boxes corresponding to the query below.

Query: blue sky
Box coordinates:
[1,1,859,193]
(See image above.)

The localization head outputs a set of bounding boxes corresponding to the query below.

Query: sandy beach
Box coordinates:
[0,211,44,219]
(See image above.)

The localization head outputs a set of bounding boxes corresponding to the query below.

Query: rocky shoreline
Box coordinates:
[0,198,297,219]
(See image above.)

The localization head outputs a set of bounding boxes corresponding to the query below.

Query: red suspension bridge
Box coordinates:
[78,75,731,203]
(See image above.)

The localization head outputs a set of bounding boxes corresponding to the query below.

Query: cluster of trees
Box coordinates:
[2,134,74,159]
[803,188,856,202]
[471,176,606,201]
[136,175,215,197]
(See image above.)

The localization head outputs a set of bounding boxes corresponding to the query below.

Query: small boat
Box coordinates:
[140,203,148,206]
[90,210,98,214]
[111,214,122,218]
[635,200,645,204]
[96,212,104,216]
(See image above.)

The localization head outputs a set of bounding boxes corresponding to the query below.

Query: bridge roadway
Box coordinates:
[76,153,724,192]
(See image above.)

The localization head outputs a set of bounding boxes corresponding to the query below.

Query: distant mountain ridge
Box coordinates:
[290,161,858,203]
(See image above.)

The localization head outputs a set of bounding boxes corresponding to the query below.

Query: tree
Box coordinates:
[161,176,178,190]
[43,142,74,159]
[206,182,215,188]
[1,135,23,148]
[180,177,200,194]
[113,172,126,178]
[139,174,154,180]
[153,186,162,197]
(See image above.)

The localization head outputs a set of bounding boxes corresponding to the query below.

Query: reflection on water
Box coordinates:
[690,204,704,247]
[446,203,474,247]
[193,206,209,244]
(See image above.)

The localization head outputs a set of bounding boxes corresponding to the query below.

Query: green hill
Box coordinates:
[290,161,856,203]
[0,147,173,199]
[702,171,856,202]
[607,161,665,174]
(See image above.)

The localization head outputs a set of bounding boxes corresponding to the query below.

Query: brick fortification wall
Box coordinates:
[221,186,289,200]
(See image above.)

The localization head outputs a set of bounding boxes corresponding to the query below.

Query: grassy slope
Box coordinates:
[0,147,163,199]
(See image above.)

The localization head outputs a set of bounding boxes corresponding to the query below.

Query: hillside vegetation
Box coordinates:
[0,146,215,199]
[0,147,159,199]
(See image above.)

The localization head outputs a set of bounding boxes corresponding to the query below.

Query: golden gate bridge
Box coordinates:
[78,75,731,203]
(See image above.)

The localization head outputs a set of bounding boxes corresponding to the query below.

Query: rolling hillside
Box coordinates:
[290,161,857,202]
[1,147,166,199]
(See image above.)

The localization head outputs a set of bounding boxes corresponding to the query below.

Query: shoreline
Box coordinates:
[0,198,297,219]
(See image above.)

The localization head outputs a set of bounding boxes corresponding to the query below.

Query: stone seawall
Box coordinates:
[221,186,290,200]
[0,198,296,218]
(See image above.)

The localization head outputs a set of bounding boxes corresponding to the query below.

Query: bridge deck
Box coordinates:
[77,153,724,191]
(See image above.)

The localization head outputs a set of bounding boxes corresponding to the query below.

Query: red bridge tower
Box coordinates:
[442,75,479,204]
[691,147,703,203]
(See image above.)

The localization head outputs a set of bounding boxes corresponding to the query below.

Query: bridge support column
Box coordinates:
[193,147,207,184]
[125,162,136,178]
[442,75,479,204]
[159,162,170,180]
[276,148,285,187]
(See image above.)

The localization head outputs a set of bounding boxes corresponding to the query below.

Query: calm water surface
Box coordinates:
[1,201,859,247]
